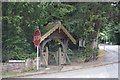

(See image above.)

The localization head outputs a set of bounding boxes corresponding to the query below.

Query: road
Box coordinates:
[99,45,118,64]
[18,45,119,78]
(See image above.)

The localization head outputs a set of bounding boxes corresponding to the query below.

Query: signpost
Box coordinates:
[33,28,41,70]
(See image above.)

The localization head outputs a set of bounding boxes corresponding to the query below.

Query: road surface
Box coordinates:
[99,45,118,64]
[18,45,119,78]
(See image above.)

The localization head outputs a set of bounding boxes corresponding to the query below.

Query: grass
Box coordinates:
[2,70,36,76]
[2,67,46,77]
[2,67,35,76]
[98,50,106,57]
[2,72,19,76]
[97,49,106,62]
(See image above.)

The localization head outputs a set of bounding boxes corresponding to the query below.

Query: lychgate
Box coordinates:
[39,21,76,67]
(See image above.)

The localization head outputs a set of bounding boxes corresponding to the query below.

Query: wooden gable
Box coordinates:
[41,22,76,44]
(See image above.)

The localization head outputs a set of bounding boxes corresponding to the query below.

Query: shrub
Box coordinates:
[29,52,37,59]
[13,52,36,60]
[82,46,93,62]
[14,53,30,60]
[93,48,99,59]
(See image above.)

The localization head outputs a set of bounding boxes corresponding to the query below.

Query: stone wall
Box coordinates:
[2,58,40,72]
[2,61,25,72]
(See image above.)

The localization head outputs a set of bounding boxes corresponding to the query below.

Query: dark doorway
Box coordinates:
[45,40,63,65]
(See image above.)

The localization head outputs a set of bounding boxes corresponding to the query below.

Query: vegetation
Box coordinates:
[13,52,36,60]
[2,2,120,62]
[2,72,18,76]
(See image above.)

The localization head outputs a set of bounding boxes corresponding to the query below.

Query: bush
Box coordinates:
[82,47,99,62]
[82,47,93,62]
[93,48,99,59]
[13,52,37,60]
[14,53,29,60]
[29,52,37,59]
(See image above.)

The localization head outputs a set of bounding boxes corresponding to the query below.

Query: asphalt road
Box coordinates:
[99,45,118,64]
[19,45,119,78]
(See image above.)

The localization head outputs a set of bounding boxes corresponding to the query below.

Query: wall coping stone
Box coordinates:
[8,60,25,63]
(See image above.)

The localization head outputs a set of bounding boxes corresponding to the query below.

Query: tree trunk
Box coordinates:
[90,32,99,49]
[90,22,100,60]
[91,38,98,60]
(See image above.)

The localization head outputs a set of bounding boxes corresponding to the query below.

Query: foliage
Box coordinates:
[68,47,99,63]
[29,52,37,59]
[13,52,36,60]
[2,2,120,62]
[14,53,29,60]
[82,46,94,62]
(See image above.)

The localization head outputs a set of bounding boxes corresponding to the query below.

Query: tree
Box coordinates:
[2,2,119,62]
[2,2,75,62]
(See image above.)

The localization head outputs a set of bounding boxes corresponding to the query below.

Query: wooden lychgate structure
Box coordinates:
[39,21,76,66]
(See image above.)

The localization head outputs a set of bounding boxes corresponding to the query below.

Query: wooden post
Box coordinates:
[46,47,48,66]
[40,45,47,67]
[39,46,42,69]
[64,39,71,64]
[63,45,67,64]
[58,47,61,65]
[56,51,59,65]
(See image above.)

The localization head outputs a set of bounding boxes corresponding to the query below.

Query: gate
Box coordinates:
[41,47,66,66]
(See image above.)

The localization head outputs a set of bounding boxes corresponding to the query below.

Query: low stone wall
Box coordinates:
[2,58,40,72]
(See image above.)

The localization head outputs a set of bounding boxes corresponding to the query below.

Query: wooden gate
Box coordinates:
[41,47,66,66]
